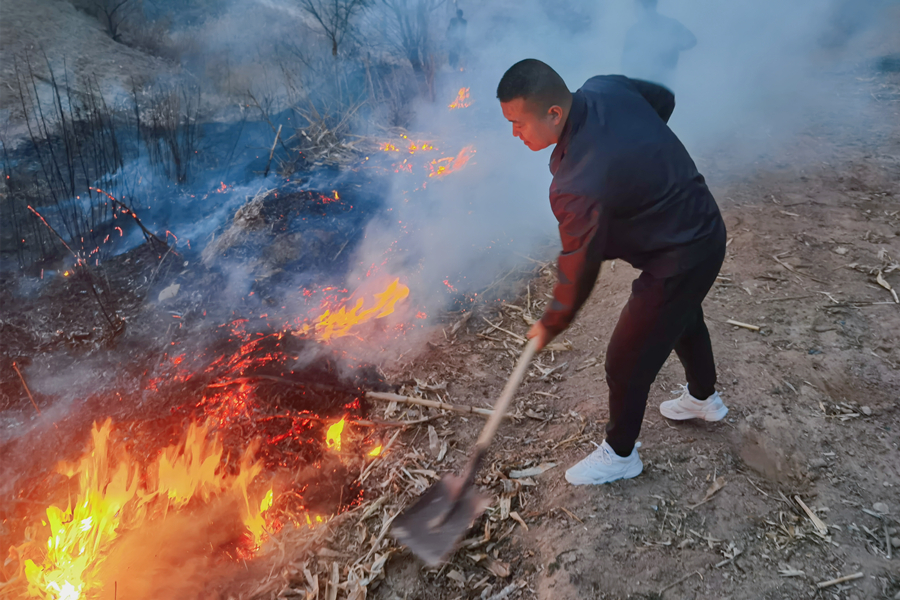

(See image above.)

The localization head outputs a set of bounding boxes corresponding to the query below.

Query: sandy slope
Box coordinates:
[0,0,175,138]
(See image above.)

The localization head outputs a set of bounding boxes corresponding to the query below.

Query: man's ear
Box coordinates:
[548,105,564,124]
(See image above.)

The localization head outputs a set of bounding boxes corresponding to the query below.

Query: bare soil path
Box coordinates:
[372,56,900,600]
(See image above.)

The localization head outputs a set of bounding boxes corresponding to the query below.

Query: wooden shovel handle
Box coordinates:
[475,336,540,448]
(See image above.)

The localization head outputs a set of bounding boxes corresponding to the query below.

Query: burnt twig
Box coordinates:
[264,124,283,177]
[91,187,171,251]
[12,362,42,416]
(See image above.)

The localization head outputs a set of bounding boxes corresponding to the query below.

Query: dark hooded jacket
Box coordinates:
[542,75,725,336]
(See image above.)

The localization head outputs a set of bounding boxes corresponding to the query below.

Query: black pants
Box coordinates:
[604,245,725,456]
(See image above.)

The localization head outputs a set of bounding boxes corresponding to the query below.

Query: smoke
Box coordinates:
[339,0,896,322]
[2,0,893,355]
[9,0,893,306]
[46,0,891,349]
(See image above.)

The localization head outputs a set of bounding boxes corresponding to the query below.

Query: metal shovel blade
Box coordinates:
[391,475,489,566]
[392,339,540,566]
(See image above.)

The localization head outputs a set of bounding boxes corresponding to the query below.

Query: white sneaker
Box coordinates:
[659,385,729,422]
[565,440,643,485]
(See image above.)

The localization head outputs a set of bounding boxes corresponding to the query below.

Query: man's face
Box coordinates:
[500,98,563,152]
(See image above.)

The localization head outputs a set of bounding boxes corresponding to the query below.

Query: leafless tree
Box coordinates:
[298,0,371,56]
[91,0,141,42]
[378,0,445,100]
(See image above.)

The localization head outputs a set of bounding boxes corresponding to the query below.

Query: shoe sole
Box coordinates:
[565,460,643,485]
[660,404,728,422]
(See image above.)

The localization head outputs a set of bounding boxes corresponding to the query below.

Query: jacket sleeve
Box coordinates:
[627,78,676,123]
[540,190,608,338]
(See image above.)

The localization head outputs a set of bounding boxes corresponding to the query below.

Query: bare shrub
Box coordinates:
[70,0,142,41]
[377,0,446,101]
[139,85,203,184]
[297,0,372,57]
[119,13,180,61]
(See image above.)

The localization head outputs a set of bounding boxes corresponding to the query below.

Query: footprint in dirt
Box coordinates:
[738,421,806,484]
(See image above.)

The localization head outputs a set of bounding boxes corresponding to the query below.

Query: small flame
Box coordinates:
[448,87,471,110]
[326,418,346,452]
[259,489,274,513]
[304,514,325,528]
[428,146,475,178]
[303,278,410,341]
[367,445,383,457]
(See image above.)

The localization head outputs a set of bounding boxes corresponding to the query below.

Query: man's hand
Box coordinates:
[527,321,553,351]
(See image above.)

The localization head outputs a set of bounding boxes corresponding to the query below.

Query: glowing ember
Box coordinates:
[381,140,436,155]
[302,278,410,341]
[18,419,273,600]
[448,87,471,110]
[367,445,383,457]
[326,418,346,452]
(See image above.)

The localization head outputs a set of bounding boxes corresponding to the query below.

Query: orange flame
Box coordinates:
[326,418,346,452]
[448,87,471,110]
[18,419,273,600]
[303,278,410,341]
[428,145,476,178]
[367,445,383,457]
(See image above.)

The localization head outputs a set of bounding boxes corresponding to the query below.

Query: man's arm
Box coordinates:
[627,78,675,123]
[540,191,608,339]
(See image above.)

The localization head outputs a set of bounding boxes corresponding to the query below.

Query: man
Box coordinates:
[497,59,727,485]
[447,9,467,70]
[621,0,696,90]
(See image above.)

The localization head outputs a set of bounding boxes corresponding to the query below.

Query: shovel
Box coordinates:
[391,336,540,565]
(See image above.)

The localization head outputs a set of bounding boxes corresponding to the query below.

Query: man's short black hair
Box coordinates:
[457,8,463,17]
[497,59,569,112]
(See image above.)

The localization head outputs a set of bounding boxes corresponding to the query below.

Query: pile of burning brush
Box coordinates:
[1,86,498,599]
[0,278,420,599]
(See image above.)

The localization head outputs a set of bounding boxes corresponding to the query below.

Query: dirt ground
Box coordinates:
[369,63,900,600]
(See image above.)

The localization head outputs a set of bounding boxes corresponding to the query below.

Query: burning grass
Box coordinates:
[0,236,555,600]
[1,270,432,599]
[16,419,273,599]
[3,348,385,599]
[0,64,512,599]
